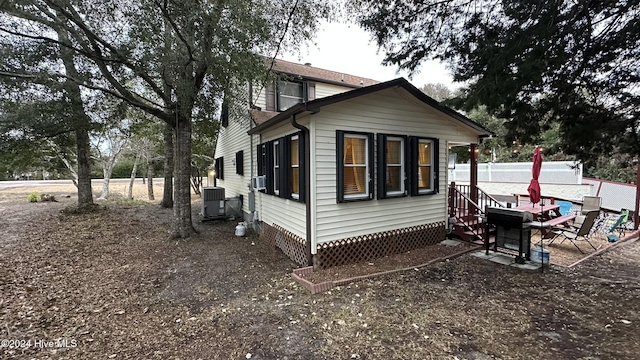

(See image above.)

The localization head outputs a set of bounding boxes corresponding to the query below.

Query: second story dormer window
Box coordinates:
[265,80,315,112]
[278,81,303,111]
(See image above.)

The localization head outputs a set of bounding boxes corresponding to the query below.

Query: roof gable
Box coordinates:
[249,78,492,136]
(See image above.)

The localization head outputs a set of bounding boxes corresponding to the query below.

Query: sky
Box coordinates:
[280,22,459,90]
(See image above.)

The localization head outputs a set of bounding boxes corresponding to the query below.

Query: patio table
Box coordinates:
[514,203,561,222]
[528,214,577,238]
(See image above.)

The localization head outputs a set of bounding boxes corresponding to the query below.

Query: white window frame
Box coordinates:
[386,136,405,197]
[418,138,435,194]
[343,133,369,200]
[291,135,299,200]
[277,81,304,111]
[273,140,280,195]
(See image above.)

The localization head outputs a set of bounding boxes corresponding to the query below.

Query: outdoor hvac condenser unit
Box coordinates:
[202,186,225,220]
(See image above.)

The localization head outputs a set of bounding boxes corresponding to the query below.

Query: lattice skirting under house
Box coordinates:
[315,222,446,269]
[260,223,308,266]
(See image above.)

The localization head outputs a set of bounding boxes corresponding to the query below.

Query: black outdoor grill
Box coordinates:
[485,207,534,264]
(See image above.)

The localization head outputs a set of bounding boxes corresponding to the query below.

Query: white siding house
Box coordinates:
[215,59,490,269]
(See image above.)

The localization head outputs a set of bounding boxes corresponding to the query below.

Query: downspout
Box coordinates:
[249,84,256,226]
[290,113,313,266]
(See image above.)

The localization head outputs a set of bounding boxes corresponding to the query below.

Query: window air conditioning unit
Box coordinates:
[252,175,266,191]
[202,186,226,220]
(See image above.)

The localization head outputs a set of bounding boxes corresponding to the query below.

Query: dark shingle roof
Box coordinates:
[249,109,279,125]
[267,58,380,88]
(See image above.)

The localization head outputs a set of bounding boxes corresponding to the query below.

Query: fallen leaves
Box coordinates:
[1,193,639,359]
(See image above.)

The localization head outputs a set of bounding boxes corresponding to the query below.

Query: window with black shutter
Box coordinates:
[235,151,243,175]
[214,156,224,180]
[377,134,408,199]
[408,136,439,196]
[336,131,374,203]
[255,133,304,202]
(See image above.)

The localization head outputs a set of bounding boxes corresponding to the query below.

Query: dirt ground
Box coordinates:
[1,184,640,359]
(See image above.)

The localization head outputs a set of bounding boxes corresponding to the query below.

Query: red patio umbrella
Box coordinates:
[527,147,543,204]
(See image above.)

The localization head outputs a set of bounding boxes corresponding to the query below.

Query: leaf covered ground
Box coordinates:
[1,187,639,359]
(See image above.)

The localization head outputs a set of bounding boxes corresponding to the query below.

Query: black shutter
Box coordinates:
[236,150,244,175]
[404,137,411,196]
[336,130,345,203]
[265,141,274,195]
[279,136,291,199]
[256,144,264,176]
[366,133,374,200]
[265,83,276,111]
[409,136,418,196]
[298,131,306,203]
[433,138,440,193]
[377,134,387,199]
[215,157,224,180]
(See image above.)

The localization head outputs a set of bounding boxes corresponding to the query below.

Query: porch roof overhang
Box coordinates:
[248,77,494,136]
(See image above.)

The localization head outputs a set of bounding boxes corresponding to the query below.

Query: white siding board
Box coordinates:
[259,194,306,238]
[214,102,255,215]
[253,83,267,110]
[311,87,476,244]
[253,115,310,240]
[315,83,354,98]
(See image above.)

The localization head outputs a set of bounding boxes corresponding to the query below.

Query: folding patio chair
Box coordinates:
[606,214,627,242]
[548,210,599,253]
[581,196,601,215]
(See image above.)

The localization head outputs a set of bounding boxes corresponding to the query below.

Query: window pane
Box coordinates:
[279,97,301,111]
[280,82,303,97]
[278,82,303,111]
[387,167,402,192]
[291,138,299,196]
[291,168,299,194]
[419,142,431,165]
[418,165,431,189]
[291,139,299,165]
[274,142,280,192]
[344,137,366,165]
[344,167,366,195]
[387,140,401,164]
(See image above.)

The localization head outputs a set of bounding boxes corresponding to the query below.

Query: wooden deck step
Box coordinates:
[473,236,495,245]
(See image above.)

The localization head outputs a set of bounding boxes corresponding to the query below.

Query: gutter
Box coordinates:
[290,112,313,267]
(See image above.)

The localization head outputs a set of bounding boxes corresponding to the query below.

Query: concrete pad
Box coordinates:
[470,251,496,260]
[440,239,464,247]
[472,250,542,270]
[490,254,517,266]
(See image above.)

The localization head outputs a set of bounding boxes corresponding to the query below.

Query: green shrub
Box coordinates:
[27,192,40,203]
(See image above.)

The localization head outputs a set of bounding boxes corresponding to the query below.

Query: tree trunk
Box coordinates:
[99,170,110,199]
[161,123,174,208]
[75,129,94,205]
[98,159,118,200]
[128,152,140,199]
[170,117,197,238]
[56,24,93,206]
[147,160,155,201]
